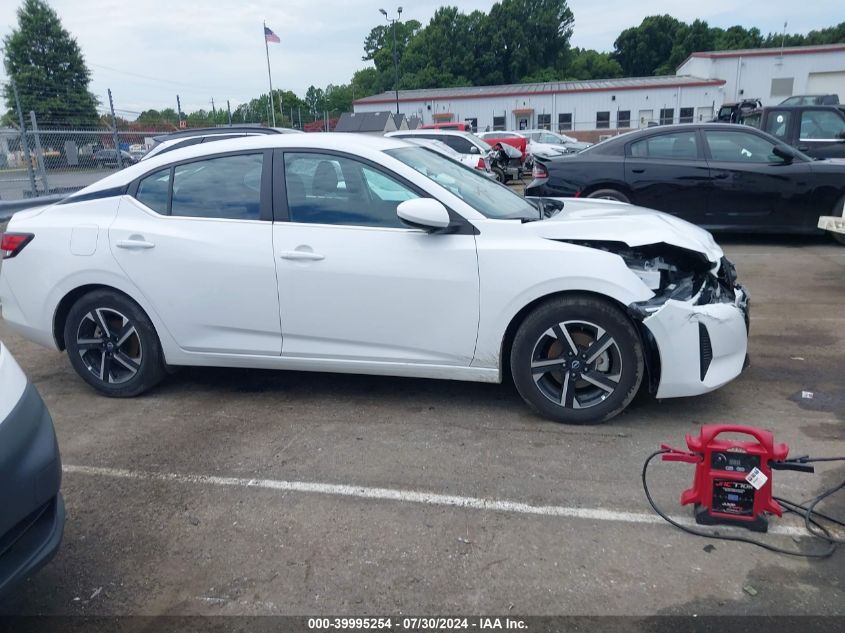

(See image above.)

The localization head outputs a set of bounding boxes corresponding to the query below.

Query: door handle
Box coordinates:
[116,239,155,250]
[279,250,325,261]
[631,168,645,173]
[713,172,730,180]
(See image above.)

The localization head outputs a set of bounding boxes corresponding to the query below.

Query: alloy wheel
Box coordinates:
[76,308,143,384]
[530,320,623,409]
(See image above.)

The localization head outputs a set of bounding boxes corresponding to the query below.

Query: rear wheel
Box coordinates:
[510,296,644,424]
[64,290,166,397]
[492,166,506,183]
[831,195,845,246]
[586,189,630,203]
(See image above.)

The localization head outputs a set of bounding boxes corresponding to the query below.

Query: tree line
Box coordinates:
[4,0,844,130]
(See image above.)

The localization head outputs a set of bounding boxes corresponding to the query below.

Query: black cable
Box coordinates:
[642,449,839,558]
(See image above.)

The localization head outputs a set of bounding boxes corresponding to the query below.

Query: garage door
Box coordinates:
[806,71,845,96]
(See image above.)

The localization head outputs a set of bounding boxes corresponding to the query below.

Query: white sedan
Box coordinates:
[0,134,748,424]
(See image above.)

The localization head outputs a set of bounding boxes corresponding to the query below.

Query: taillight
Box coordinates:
[532,161,548,179]
[1,232,34,259]
[476,157,486,170]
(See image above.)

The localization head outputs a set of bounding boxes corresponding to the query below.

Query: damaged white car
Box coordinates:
[0,134,748,424]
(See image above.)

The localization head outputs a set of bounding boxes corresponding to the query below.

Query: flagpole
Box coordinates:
[264,20,276,127]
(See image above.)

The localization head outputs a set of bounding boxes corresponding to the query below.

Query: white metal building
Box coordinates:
[353,75,726,140]
[676,43,845,107]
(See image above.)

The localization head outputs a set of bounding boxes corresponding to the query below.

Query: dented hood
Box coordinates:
[525,197,724,263]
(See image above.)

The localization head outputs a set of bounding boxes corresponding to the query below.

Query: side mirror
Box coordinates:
[397,198,451,232]
[469,146,480,154]
[772,145,795,162]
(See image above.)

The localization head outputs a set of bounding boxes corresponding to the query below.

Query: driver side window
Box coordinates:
[703,130,780,163]
[284,153,419,228]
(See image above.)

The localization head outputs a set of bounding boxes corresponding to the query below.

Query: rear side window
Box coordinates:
[135,168,171,214]
[441,136,474,154]
[630,131,699,160]
[171,154,263,220]
[763,111,791,140]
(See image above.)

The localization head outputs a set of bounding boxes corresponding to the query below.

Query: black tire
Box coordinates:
[831,195,845,246]
[586,188,630,203]
[64,290,167,397]
[492,166,506,183]
[510,295,644,424]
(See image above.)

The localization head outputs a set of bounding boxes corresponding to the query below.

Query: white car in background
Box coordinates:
[0,133,748,424]
[522,129,592,159]
[399,137,496,177]
[386,129,493,172]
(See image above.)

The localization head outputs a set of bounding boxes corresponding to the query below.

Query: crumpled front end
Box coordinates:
[629,256,749,399]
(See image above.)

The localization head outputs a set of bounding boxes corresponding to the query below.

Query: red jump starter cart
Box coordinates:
[662,424,789,532]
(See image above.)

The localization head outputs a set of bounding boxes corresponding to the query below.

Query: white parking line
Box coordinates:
[63,464,807,537]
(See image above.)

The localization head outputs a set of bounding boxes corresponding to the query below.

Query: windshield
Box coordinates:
[466,133,493,152]
[386,146,538,220]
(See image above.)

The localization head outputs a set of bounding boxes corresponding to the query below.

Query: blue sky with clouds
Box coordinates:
[1,0,842,115]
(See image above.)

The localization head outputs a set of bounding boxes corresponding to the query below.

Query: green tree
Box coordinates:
[612,15,684,76]
[565,48,623,80]
[712,25,764,50]
[3,0,99,127]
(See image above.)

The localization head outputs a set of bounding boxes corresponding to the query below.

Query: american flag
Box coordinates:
[264,26,280,43]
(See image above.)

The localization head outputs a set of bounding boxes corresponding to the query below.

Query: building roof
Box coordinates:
[680,43,845,66]
[352,75,724,105]
[334,111,395,132]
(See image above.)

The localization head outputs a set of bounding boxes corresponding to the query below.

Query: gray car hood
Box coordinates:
[524,197,724,264]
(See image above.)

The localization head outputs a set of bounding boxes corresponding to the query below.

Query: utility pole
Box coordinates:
[380,7,403,115]
[176,94,183,128]
[211,97,217,125]
[108,88,123,169]
[29,111,50,192]
[227,100,233,126]
[263,21,277,126]
[10,78,37,196]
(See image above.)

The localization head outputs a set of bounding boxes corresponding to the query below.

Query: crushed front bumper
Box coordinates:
[0,381,65,597]
[632,279,749,400]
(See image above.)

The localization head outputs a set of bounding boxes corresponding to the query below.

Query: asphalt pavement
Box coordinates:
[0,234,842,617]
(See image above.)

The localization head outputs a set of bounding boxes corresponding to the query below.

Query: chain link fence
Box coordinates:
[0,122,173,202]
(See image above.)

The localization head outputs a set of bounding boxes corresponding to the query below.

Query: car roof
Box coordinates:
[386,129,477,139]
[151,126,284,143]
[67,133,416,196]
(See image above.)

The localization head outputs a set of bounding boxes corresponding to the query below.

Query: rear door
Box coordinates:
[111,150,282,355]
[623,129,710,222]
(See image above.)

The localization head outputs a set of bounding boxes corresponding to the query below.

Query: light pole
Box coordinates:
[379,7,402,115]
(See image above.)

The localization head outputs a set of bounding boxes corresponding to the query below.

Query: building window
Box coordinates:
[493,116,505,131]
[659,108,674,125]
[770,77,794,97]
[679,108,694,124]
[537,114,551,130]
[558,113,572,131]
[617,110,631,128]
[596,111,610,129]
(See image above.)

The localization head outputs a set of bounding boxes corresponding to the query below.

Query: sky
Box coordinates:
[0,0,842,117]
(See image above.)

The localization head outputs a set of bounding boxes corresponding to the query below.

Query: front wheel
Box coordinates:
[64,290,167,397]
[510,296,644,424]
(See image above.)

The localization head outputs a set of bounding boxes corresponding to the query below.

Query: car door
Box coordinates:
[272,149,479,365]
[701,128,814,229]
[796,109,845,159]
[623,129,710,221]
[110,150,283,355]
